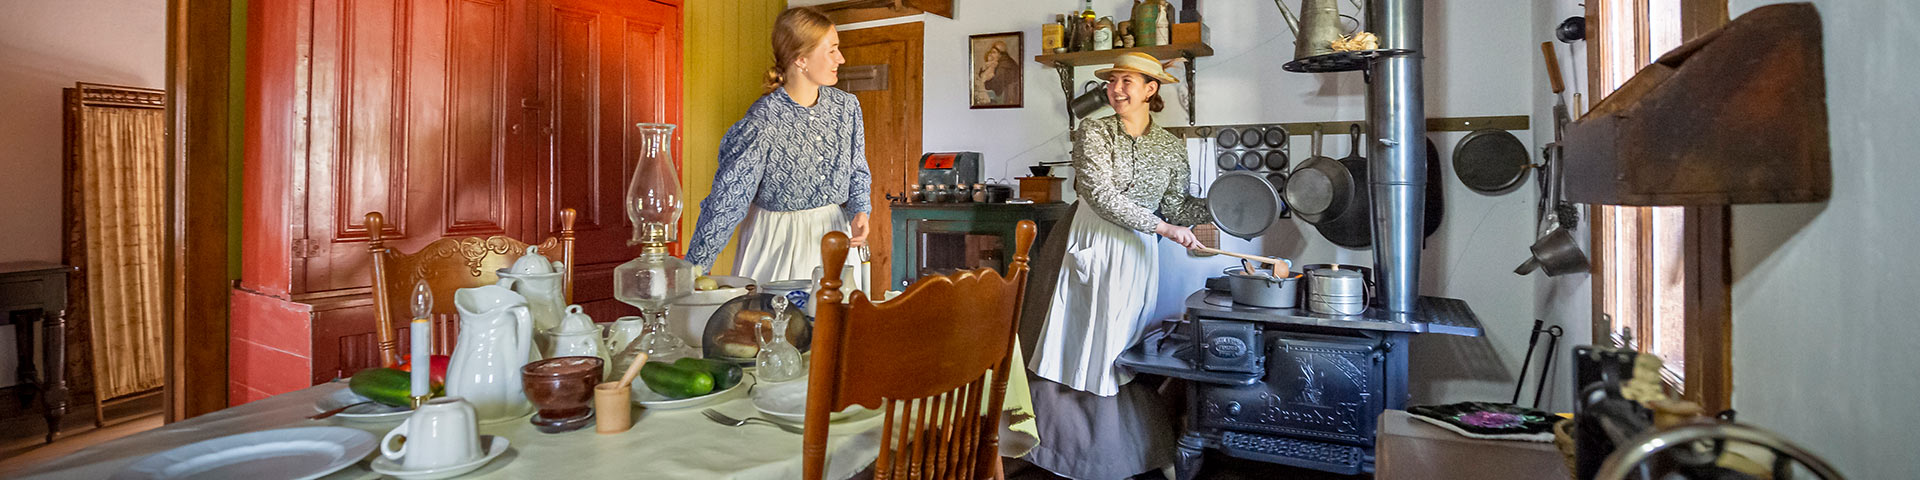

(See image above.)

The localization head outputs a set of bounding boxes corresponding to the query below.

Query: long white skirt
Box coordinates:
[731,204,866,292]
[1028,202,1160,397]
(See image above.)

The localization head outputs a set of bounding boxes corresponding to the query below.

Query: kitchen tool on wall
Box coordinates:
[1453,128,1531,194]
[1285,126,1349,224]
[1316,124,1375,249]
[1239,150,1264,170]
[1273,0,1348,60]
[1069,81,1110,119]
[1207,171,1283,239]
[1263,127,1290,170]
[1514,227,1589,276]
[1266,172,1291,218]
[1509,319,1563,408]
[1423,137,1445,239]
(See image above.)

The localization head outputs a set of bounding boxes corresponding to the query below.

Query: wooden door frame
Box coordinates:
[836,21,924,291]
[165,0,236,420]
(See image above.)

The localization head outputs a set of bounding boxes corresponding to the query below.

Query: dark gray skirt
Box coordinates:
[1022,374,1178,479]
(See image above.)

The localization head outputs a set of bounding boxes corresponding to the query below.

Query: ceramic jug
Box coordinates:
[544,305,610,375]
[604,316,646,359]
[447,284,536,423]
[496,246,567,350]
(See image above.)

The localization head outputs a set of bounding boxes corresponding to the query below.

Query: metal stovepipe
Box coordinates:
[1367,0,1426,314]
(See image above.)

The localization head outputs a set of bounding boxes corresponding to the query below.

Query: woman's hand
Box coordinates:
[849,212,870,247]
[1155,221,1203,249]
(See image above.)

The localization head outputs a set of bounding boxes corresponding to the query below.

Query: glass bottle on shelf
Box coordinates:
[612,123,696,370]
[755,294,805,383]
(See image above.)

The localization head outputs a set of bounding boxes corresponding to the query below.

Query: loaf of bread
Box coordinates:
[716,309,771,358]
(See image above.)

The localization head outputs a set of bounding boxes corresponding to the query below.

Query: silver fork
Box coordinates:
[701,408,804,434]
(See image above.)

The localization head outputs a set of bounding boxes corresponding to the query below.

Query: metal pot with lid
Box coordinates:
[1304,265,1372,315]
[1223,266,1300,308]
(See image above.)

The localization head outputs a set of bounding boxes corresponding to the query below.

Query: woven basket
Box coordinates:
[1552,418,1578,476]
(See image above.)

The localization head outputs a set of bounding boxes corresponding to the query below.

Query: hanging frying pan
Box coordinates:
[1285,126,1349,225]
[1453,128,1531,194]
[1424,137,1446,238]
[1316,124,1375,248]
[1207,171,1283,239]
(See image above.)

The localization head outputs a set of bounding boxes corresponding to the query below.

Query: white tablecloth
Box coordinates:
[13,377,888,480]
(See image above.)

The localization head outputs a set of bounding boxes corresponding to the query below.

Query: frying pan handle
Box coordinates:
[1541,42,1565,94]
[1311,125,1324,158]
[1348,123,1363,156]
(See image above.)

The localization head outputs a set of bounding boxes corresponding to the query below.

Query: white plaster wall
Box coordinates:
[1723,1,1920,477]
[894,0,1549,408]
[0,0,168,388]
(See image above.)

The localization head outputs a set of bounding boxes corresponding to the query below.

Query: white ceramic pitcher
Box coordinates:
[446,284,536,423]
[495,246,567,341]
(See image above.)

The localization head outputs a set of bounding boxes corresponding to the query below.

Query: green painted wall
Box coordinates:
[682,0,784,275]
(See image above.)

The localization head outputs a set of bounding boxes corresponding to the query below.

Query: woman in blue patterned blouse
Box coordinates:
[685,7,871,289]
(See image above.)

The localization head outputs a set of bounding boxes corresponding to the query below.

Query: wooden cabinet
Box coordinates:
[239,0,682,389]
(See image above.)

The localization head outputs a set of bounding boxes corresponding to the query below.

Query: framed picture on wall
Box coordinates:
[969,32,1023,109]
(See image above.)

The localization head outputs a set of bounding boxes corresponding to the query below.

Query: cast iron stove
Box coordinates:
[1118,288,1482,477]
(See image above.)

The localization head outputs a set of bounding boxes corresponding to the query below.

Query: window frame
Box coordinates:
[1583,0,1733,412]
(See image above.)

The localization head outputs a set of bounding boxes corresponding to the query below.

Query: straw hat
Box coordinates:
[1094,52,1178,84]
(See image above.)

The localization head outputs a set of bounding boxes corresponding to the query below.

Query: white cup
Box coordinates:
[381,397,483,470]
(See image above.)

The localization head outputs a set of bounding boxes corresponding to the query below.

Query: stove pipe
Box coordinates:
[1367,0,1426,314]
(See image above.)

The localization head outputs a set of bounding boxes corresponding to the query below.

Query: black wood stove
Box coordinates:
[1118,288,1482,477]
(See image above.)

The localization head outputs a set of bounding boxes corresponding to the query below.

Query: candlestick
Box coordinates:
[409,280,434,406]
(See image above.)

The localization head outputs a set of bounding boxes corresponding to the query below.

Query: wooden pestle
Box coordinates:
[594,351,649,434]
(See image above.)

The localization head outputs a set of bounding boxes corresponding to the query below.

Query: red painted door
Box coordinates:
[533,0,684,322]
[238,0,682,386]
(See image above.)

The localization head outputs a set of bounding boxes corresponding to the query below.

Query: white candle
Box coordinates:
[410,318,430,400]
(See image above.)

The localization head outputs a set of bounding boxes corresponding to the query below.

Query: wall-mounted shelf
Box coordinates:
[1034,42,1215,129]
[1562,3,1828,205]
[1164,115,1531,139]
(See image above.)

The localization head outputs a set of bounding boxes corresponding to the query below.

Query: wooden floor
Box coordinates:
[0,392,163,473]
[1004,452,1370,480]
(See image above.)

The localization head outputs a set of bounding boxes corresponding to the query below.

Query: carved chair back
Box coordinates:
[363,209,577,367]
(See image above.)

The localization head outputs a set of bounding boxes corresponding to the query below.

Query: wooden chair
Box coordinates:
[804,221,1037,480]
[364,209,577,368]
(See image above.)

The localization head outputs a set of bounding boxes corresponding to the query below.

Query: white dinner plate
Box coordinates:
[632,372,750,409]
[750,378,870,424]
[313,387,412,422]
[110,426,376,480]
[369,435,510,480]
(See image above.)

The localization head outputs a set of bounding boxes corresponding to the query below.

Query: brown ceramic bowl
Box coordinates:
[521,356,604,432]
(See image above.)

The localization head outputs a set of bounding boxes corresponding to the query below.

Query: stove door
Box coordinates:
[1196,332,1385,446]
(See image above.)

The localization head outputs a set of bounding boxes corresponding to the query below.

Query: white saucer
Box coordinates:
[369,435,510,480]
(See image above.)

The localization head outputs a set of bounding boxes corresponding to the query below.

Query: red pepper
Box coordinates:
[398,354,451,386]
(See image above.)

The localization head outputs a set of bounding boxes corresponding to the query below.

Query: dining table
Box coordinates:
[12,375,898,480]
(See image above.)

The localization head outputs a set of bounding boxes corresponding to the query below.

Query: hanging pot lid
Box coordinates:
[1453,128,1531,194]
[1208,171,1282,239]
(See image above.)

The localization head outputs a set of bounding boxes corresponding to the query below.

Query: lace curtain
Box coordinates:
[66,84,167,400]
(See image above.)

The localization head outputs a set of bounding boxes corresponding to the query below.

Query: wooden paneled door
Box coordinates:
[240,0,682,387]
[535,0,684,322]
[836,22,923,292]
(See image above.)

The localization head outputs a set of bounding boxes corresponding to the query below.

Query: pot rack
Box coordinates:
[1033,42,1215,129]
[1164,114,1530,139]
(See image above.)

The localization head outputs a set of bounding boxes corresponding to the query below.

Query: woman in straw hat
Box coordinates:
[686,7,871,291]
[1026,51,1211,479]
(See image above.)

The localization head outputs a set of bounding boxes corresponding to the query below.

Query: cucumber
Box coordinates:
[640,361,714,399]
[673,357,744,390]
[349,367,415,407]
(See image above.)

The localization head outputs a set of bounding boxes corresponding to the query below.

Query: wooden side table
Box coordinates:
[1,261,77,443]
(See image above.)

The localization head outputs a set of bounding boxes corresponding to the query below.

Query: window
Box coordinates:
[1586,0,1731,409]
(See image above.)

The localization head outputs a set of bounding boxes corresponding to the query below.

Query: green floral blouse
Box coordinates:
[1071,115,1212,233]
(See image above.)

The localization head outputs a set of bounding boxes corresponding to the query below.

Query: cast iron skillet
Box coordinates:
[1301,128,1448,249]
[1316,124,1375,248]
[1453,128,1530,194]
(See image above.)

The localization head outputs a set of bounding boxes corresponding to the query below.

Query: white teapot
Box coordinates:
[496,246,567,347]
[543,305,609,376]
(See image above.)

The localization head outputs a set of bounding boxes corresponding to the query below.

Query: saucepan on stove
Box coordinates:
[1223,265,1301,308]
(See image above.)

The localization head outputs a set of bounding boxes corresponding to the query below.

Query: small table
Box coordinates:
[0,261,76,443]
[889,202,1069,287]
[1374,409,1572,479]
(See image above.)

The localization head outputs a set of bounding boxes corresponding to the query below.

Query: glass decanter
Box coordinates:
[755,294,805,383]
[612,123,696,368]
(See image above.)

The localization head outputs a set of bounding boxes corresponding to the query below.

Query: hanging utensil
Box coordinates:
[1316,123,1374,249]
[1286,126,1349,224]
[1273,0,1346,60]
[1454,129,1531,194]
[1207,171,1283,239]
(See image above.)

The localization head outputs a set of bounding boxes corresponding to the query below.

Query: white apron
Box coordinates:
[731,204,867,292]
[1028,202,1161,396]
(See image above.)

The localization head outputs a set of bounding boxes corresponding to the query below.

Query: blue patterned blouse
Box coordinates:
[685,86,871,269]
